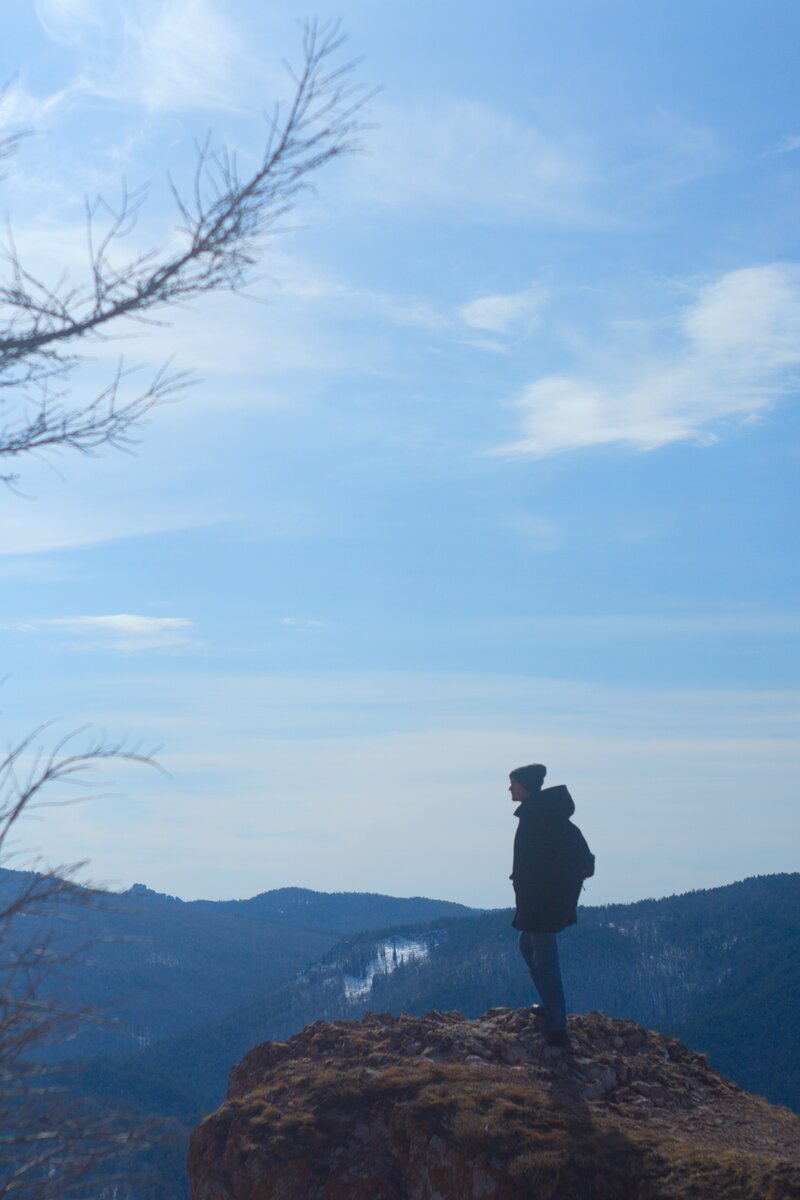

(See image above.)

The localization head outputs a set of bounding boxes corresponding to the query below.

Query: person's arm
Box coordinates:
[576,828,595,878]
[511,813,541,890]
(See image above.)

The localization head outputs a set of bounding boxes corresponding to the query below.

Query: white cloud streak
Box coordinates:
[44,613,191,634]
[459,287,547,334]
[350,99,727,227]
[770,134,800,156]
[499,263,800,456]
[281,618,327,631]
[0,488,224,556]
[35,0,251,113]
[9,613,193,651]
[354,98,592,224]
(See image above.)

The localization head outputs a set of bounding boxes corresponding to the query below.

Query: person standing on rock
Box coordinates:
[509,763,595,1048]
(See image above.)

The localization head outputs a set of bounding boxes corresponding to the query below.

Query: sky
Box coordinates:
[0,0,798,908]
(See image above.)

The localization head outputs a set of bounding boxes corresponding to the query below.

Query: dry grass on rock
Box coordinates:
[189,1007,800,1200]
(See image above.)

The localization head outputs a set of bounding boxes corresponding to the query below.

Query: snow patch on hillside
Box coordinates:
[344,938,430,1000]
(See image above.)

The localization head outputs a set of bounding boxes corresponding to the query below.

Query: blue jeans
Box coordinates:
[518,931,566,1032]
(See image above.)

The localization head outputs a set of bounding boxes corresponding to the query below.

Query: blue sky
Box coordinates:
[1,0,798,907]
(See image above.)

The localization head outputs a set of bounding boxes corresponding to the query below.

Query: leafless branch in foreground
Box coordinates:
[0,731,162,1198]
[0,19,369,484]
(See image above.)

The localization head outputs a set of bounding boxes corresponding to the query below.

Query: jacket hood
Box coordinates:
[515,784,575,821]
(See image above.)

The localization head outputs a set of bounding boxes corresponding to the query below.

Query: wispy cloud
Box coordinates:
[10,613,194,652]
[34,0,250,113]
[354,98,592,224]
[0,485,225,556]
[0,77,78,131]
[351,98,729,227]
[459,287,547,335]
[769,134,800,156]
[265,256,549,344]
[281,617,327,632]
[498,263,800,456]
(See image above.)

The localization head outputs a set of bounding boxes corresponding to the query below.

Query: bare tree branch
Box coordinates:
[0,363,190,487]
[0,19,369,481]
[0,731,163,1198]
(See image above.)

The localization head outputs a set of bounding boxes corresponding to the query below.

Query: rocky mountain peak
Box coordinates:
[188,1007,800,1199]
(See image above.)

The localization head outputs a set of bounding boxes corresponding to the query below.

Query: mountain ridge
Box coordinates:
[75,872,800,1123]
[0,867,479,1060]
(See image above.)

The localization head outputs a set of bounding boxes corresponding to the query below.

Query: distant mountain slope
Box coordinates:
[76,873,800,1130]
[0,868,477,1060]
[187,885,477,935]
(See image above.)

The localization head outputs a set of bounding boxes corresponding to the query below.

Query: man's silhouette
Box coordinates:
[509,763,594,1047]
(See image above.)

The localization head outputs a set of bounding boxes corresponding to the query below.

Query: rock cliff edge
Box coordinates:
[188,1008,800,1199]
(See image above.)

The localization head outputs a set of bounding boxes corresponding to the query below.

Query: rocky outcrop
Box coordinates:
[188,1008,800,1199]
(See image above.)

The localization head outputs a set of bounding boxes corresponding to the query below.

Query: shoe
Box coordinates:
[544,1029,569,1048]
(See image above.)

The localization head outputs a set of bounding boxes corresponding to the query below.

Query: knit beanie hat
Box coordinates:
[510,763,547,794]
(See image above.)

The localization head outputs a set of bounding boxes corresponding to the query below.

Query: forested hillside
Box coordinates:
[0,869,476,1059]
[76,873,800,1123]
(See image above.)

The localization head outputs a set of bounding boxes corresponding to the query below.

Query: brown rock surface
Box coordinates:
[188,1008,800,1199]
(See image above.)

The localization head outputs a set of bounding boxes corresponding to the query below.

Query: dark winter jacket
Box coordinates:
[511,784,595,933]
